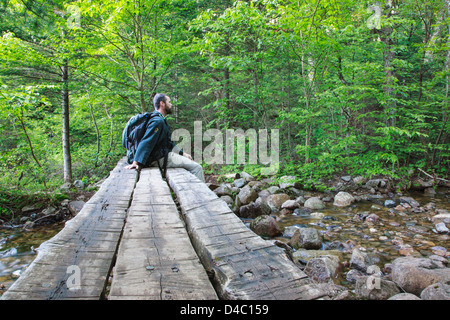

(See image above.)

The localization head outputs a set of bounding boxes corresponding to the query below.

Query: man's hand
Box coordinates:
[125,161,141,170]
[182,152,193,160]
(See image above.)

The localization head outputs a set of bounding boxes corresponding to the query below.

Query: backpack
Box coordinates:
[122,112,158,164]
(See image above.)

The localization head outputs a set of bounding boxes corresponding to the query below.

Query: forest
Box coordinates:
[0,0,449,205]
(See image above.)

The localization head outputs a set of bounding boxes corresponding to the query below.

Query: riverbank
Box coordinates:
[207,172,450,300]
[1,171,449,299]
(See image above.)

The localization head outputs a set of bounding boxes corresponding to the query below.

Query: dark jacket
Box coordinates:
[133,111,182,166]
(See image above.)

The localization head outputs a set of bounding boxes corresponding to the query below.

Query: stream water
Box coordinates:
[0,223,64,295]
[275,189,450,287]
[0,189,448,297]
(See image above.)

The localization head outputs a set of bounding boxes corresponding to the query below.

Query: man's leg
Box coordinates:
[158,152,205,182]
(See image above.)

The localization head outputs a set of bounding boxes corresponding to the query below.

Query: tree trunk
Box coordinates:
[61,59,72,183]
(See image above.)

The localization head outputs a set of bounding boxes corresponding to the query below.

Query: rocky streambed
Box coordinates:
[208,173,450,300]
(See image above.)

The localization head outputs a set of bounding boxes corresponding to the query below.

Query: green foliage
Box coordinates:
[0,0,448,200]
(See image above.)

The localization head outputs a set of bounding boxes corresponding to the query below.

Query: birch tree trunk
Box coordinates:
[61,59,73,183]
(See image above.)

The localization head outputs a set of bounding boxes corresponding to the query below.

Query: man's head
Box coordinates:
[153,93,173,116]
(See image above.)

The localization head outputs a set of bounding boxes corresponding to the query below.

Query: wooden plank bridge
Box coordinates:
[1,159,331,300]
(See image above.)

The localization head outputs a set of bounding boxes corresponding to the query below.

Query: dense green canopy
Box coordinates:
[0,0,448,193]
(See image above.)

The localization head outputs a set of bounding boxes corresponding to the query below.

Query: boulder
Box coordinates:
[435,222,449,234]
[355,276,401,300]
[233,178,246,188]
[399,196,420,208]
[73,180,85,189]
[214,184,233,197]
[68,201,85,216]
[384,199,396,208]
[388,293,421,300]
[240,171,254,181]
[250,215,282,238]
[238,201,267,218]
[350,248,374,273]
[304,197,325,210]
[290,228,322,250]
[266,193,290,213]
[236,185,258,206]
[281,200,299,210]
[431,212,450,225]
[220,195,234,207]
[333,191,355,207]
[420,282,450,300]
[391,257,450,296]
[304,255,342,283]
[292,249,344,264]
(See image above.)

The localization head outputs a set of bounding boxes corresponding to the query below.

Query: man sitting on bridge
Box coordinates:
[125,93,205,182]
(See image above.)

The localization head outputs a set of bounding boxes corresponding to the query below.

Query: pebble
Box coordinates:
[435,222,449,234]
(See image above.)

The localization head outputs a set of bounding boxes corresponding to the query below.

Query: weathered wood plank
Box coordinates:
[108,168,217,300]
[1,158,136,300]
[166,168,330,300]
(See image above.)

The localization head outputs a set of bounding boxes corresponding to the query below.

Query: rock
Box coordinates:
[21,205,39,213]
[333,191,355,207]
[238,202,266,218]
[290,228,322,250]
[281,200,299,210]
[304,255,343,283]
[310,212,324,219]
[391,257,450,296]
[424,187,436,196]
[398,244,415,256]
[435,222,449,234]
[60,182,72,192]
[266,193,290,213]
[341,176,352,182]
[295,196,305,205]
[250,215,282,238]
[292,250,344,264]
[23,220,35,229]
[206,182,220,191]
[366,213,380,223]
[355,276,401,300]
[431,212,450,225]
[353,176,366,185]
[365,179,381,189]
[248,181,263,192]
[350,248,373,273]
[399,196,420,208]
[420,282,450,300]
[266,186,280,194]
[214,184,233,197]
[220,195,234,207]
[236,185,258,206]
[384,199,396,208]
[411,178,434,190]
[388,293,421,300]
[42,207,57,216]
[304,197,325,210]
[240,171,254,181]
[68,201,85,216]
[73,180,84,189]
[233,178,246,188]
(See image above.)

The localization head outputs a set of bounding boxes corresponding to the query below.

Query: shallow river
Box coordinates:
[0,223,64,295]
[0,189,448,296]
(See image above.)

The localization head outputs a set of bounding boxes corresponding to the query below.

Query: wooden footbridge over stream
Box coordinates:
[1,159,331,300]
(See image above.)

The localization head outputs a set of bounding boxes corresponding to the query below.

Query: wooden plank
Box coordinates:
[108,168,217,300]
[1,158,137,300]
[166,168,330,300]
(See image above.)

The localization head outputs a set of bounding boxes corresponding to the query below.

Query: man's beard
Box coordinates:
[166,105,173,114]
